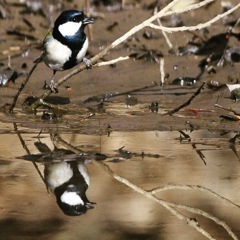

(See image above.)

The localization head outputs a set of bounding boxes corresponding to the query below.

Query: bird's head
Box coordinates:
[54,10,94,38]
[55,184,95,216]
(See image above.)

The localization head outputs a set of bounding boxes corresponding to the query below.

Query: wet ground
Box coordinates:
[0,0,240,239]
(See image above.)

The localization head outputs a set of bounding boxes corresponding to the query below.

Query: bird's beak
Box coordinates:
[83,16,94,25]
[86,201,96,209]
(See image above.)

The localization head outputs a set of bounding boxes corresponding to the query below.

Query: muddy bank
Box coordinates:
[0,0,239,134]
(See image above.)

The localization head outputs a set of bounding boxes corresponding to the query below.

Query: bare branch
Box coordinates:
[166,81,206,115]
[154,7,173,50]
[87,159,216,240]
[150,184,240,209]
[166,201,239,240]
[215,104,240,116]
[159,57,165,86]
[54,134,240,240]
[149,3,240,32]
[94,56,129,67]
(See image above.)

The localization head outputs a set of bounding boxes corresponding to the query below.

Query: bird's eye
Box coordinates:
[71,14,84,23]
[72,17,77,22]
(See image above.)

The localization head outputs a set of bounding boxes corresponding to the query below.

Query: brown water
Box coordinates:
[0,120,240,240]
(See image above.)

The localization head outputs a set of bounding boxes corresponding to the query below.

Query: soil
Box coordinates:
[0,0,240,134]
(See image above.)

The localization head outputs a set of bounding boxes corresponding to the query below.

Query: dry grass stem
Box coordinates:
[159,57,165,86]
[150,183,240,209]
[166,200,238,240]
[94,56,129,67]
[166,81,206,115]
[154,7,173,50]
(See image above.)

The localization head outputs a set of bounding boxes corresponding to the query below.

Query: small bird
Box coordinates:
[41,10,94,92]
[21,140,96,216]
[44,160,95,216]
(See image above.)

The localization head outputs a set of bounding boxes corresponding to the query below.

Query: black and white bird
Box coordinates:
[44,160,95,216]
[22,141,95,216]
[41,10,94,92]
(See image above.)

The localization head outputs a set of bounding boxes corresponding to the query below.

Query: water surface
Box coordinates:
[0,123,240,240]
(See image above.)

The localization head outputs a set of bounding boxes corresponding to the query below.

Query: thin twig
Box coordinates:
[166,200,239,240]
[159,57,165,86]
[150,184,240,209]
[215,104,240,116]
[13,123,49,193]
[9,57,41,113]
[166,81,206,115]
[149,3,240,32]
[163,0,214,17]
[94,56,129,67]
[92,160,215,240]
[154,7,173,50]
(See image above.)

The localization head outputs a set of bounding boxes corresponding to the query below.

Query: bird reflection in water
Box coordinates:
[18,130,160,216]
[22,140,100,216]
[45,158,95,216]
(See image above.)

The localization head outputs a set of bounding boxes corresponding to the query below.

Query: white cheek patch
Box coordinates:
[61,191,84,206]
[58,21,82,36]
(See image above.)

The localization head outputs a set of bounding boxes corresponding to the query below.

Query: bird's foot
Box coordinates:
[50,79,58,93]
[83,57,92,69]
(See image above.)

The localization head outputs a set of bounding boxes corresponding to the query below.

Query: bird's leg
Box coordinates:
[83,57,92,69]
[49,70,58,93]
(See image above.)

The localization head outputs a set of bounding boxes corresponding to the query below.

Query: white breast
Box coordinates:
[46,162,73,190]
[43,38,72,71]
